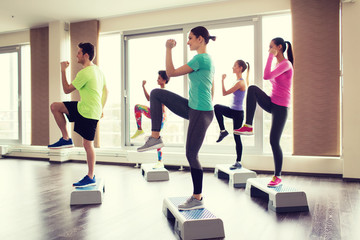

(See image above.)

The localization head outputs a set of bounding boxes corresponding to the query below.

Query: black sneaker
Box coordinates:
[48,137,74,149]
[229,162,242,170]
[216,130,229,143]
[73,175,96,188]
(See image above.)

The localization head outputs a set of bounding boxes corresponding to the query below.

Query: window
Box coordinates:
[196,23,256,152]
[0,45,30,144]
[114,13,292,156]
[98,34,122,147]
[125,31,184,146]
[21,45,31,145]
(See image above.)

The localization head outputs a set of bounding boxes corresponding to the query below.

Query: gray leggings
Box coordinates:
[150,89,213,194]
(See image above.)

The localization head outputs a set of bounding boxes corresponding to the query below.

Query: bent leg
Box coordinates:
[245,85,272,125]
[150,89,189,132]
[134,104,151,130]
[50,102,70,139]
[214,104,233,130]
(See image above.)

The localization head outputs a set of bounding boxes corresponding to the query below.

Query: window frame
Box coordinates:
[112,12,293,155]
[123,28,185,148]
[0,45,23,144]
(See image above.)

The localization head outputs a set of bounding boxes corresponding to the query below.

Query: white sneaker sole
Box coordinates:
[137,143,164,152]
[267,183,282,188]
[74,183,96,188]
[233,131,253,136]
[153,164,165,169]
[48,145,74,149]
[178,205,205,211]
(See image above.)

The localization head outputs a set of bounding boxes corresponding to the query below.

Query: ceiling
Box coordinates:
[0,0,225,34]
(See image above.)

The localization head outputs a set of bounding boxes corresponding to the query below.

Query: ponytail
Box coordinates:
[191,26,216,44]
[285,41,294,65]
[245,62,250,87]
[209,36,216,42]
[272,37,294,66]
[236,60,250,87]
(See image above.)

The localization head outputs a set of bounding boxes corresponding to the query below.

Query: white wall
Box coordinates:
[342,1,360,179]
[100,0,290,33]
[0,30,29,47]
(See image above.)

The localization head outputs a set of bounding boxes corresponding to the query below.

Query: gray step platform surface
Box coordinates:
[141,163,169,182]
[162,197,225,240]
[214,164,257,188]
[70,178,105,206]
[245,177,309,213]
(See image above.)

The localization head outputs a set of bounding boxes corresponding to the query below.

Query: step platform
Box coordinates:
[214,164,257,188]
[162,197,225,240]
[141,163,169,182]
[70,178,105,206]
[245,177,309,213]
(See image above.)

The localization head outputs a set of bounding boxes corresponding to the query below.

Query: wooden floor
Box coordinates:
[0,158,359,240]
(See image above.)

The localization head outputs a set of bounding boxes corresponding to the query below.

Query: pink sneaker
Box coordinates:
[234,125,253,135]
[267,176,282,187]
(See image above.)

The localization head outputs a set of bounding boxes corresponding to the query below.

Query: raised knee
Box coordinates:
[248,85,256,93]
[50,102,58,113]
[150,88,161,100]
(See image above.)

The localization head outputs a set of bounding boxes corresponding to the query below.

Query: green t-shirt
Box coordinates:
[72,65,106,120]
[187,53,214,111]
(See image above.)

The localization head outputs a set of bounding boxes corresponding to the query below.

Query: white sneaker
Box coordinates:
[153,161,164,169]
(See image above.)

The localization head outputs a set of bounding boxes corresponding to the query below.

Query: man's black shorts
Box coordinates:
[63,101,98,141]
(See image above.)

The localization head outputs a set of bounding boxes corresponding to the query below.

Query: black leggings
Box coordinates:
[150,89,213,194]
[245,85,288,176]
[214,104,244,162]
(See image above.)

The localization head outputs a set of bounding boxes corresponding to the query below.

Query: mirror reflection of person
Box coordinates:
[131,71,169,169]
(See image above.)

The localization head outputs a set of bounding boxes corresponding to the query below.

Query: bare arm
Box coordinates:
[101,84,108,118]
[142,80,150,101]
[211,79,214,100]
[165,39,193,77]
[222,74,245,96]
[61,61,76,94]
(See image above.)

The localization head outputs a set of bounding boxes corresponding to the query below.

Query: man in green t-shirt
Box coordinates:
[48,42,108,188]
